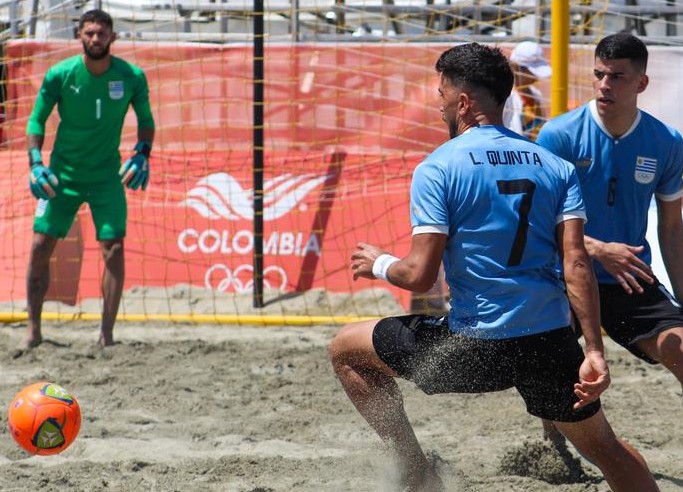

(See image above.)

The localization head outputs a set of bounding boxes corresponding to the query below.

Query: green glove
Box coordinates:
[28,148,58,200]
[119,141,151,191]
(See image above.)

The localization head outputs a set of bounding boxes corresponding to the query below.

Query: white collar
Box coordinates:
[589,99,641,140]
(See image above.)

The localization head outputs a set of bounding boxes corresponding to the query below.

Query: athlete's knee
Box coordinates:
[29,234,58,264]
[329,322,375,369]
[556,411,617,458]
[100,240,124,263]
[329,324,357,363]
[659,327,683,352]
[658,328,683,375]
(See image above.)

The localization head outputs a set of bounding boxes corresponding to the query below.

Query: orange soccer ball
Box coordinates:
[7,382,81,456]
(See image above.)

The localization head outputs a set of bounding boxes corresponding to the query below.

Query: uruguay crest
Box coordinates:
[109,80,124,100]
[634,156,657,184]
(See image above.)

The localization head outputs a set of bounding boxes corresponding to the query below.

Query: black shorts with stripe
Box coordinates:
[597,280,683,364]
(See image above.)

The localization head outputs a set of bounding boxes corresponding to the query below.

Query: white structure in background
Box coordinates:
[647,200,673,293]
[6,0,682,43]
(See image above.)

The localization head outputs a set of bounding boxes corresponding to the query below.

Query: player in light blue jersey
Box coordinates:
[411,127,583,339]
[329,43,658,492]
[537,33,683,443]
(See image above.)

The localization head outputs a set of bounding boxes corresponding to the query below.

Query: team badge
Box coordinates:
[634,156,657,184]
[109,81,124,100]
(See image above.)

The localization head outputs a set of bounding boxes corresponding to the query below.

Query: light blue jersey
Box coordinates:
[411,125,586,339]
[537,101,683,283]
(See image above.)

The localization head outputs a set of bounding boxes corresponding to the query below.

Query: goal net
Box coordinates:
[1,0,682,324]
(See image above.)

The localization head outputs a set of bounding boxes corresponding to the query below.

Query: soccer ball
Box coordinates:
[7,382,81,455]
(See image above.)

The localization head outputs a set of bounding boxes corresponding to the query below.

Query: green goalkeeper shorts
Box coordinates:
[33,178,127,241]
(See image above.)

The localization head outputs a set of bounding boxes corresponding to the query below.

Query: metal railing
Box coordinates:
[2,0,682,43]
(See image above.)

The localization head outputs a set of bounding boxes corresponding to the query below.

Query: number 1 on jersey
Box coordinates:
[96,98,101,119]
[497,179,536,267]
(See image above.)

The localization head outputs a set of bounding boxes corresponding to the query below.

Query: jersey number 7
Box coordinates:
[496,179,536,267]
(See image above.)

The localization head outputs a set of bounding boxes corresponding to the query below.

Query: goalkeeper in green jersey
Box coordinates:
[23,9,155,349]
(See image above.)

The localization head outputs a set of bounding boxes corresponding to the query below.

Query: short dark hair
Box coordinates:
[595,33,648,73]
[435,43,513,106]
[78,9,113,31]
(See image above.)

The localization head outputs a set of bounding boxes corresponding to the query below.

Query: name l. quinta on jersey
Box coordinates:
[178,228,322,257]
[469,150,543,167]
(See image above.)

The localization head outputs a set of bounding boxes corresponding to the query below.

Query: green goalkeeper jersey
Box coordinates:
[27,54,155,183]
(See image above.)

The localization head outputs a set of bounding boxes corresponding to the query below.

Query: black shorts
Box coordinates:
[597,280,683,364]
[373,315,601,422]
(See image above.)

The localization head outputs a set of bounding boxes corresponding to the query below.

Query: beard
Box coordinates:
[448,120,458,139]
[82,41,111,60]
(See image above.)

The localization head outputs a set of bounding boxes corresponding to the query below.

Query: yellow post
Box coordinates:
[550,0,570,117]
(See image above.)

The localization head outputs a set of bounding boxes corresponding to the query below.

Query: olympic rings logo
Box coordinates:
[204,264,288,293]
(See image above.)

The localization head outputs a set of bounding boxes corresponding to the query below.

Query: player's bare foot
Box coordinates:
[401,463,444,492]
[19,334,43,350]
[98,332,115,347]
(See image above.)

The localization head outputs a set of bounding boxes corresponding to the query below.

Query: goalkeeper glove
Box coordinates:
[28,148,59,200]
[120,140,151,191]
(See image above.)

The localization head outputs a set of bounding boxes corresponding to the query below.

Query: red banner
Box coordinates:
[0,149,424,309]
[1,41,468,311]
[3,40,450,152]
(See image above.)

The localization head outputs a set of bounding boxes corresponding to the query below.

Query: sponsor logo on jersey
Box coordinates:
[69,85,81,95]
[635,156,657,184]
[109,81,124,100]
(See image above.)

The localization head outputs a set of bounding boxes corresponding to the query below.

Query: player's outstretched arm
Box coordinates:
[558,218,610,407]
[350,233,446,292]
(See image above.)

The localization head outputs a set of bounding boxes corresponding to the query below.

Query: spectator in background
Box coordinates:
[504,41,551,139]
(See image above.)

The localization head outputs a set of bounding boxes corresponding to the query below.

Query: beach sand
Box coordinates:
[0,314,680,491]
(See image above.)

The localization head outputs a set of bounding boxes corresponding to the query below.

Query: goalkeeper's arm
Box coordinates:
[136,128,155,150]
[27,134,44,160]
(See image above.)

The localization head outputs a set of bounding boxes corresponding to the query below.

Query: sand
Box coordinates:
[0,315,680,491]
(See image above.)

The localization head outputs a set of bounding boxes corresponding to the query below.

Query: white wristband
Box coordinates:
[372,254,399,281]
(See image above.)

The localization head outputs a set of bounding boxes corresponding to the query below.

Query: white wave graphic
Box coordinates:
[263,174,331,220]
[180,172,333,221]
